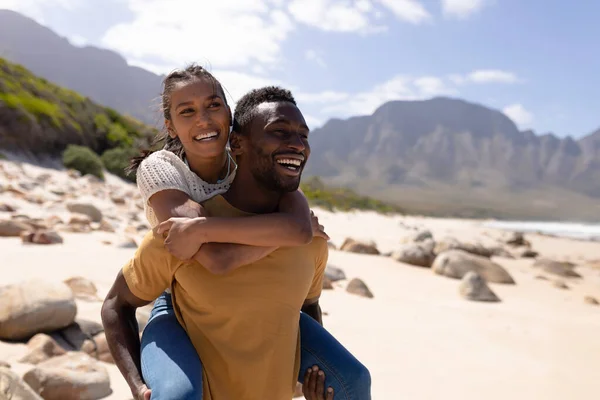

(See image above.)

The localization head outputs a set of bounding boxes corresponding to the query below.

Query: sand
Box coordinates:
[1,160,600,399]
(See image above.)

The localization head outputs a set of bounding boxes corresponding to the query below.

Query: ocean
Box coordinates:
[483,221,600,241]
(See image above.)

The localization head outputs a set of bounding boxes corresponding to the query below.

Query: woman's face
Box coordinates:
[166,78,231,161]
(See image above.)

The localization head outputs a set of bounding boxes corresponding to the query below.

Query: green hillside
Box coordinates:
[0,57,157,180]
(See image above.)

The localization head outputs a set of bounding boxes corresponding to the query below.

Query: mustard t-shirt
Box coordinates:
[123,195,329,400]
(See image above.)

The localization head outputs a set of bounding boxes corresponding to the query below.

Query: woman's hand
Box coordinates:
[156,217,208,260]
[133,384,151,400]
[311,211,330,241]
[303,366,334,400]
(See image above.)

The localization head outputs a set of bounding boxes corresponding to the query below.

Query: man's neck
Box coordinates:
[223,169,282,214]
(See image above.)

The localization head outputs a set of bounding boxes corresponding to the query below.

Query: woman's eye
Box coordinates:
[209,102,221,108]
[180,108,194,115]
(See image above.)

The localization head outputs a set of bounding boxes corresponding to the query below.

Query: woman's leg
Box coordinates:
[140,291,203,400]
[298,312,372,400]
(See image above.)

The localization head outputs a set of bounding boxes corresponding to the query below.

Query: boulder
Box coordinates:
[81,333,114,364]
[66,202,102,223]
[20,230,64,245]
[23,352,112,400]
[412,230,433,242]
[459,272,500,302]
[0,280,77,341]
[432,250,515,284]
[533,259,582,278]
[324,265,346,282]
[340,238,380,255]
[346,278,374,298]
[322,276,333,290]
[63,277,100,302]
[392,240,435,268]
[0,367,43,400]
[19,334,66,365]
[0,219,31,237]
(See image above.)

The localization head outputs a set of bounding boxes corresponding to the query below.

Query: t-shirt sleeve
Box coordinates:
[122,230,180,302]
[136,150,193,206]
[306,239,329,300]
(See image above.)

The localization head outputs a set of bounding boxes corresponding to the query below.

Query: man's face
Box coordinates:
[242,101,311,193]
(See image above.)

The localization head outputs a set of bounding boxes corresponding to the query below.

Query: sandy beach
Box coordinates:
[1,159,600,400]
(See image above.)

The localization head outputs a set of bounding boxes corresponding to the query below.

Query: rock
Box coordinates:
[325,265,346,282]
[340,238,380,255]
[23,352,112,400]
[0,203,16,212]
[1,366,43,400]
[19,334,67,365]
[0,219,31,237]
[68,214,92,226]
[506,232,530,247]
[490,247,515,259]
[116,238,138,249]
[96,219,115,233]
[81,333,113,364]
[346,278,374,298]
[520,249,538,258]
[322,276,333,290]
[535,275,548,280]
[432,250,515,284]
[412,230,433,242]
[327,241,337,250]
[66,202,102,223]
[533,259,582,278]
[110,195,125,205]
[0,361,9,368]
[553,280,569,290]
[0,280,77,341]
[391,240,436,268]
[584,296,599,305]
[21,230,64,245]
[434,237,493,258]
[50,320,104,352]
[459,271,500,302]
[63,277,100,302]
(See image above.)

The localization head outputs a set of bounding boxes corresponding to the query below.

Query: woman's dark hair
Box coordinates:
[126,63,230,175]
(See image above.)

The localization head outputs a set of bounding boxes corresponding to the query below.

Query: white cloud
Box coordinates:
[503,103,533,128]
[305,49,327,68]
[299,74,457,117]
[449,70,519,85]
[441,0,486,19]
[0,0,82,24]
[101,0,294,71]
[376,0,431,24]
[288,0,381,33]
[468,69,518,84]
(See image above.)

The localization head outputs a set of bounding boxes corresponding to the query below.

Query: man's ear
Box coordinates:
[229,131,244,156]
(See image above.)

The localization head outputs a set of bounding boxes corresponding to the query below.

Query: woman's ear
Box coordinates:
[165,120,177,138]
[229,131,243,156]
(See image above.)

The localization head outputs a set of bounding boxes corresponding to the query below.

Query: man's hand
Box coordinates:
[310,211,330,241]
[303,366,334,400]
[156,217,207,260]
[134,384,151,400]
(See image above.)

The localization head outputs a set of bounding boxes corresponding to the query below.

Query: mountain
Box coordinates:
[0,57,156,161]
[304,97,600,221]
[0,10,162,126]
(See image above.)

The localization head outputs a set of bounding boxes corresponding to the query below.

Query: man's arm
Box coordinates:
[302,297,323,325]
[101,271,151,399]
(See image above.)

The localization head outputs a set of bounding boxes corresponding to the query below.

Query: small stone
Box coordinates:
[553,280,569,290]
[0,203,16,212]
[584,296,599,305]
[346,278,373,298]
[21,230,64,245]
[0,219,31,236]
[412,230,433,242]
[63,277,100,302]
[325,265,346,282]
[340,238,380,255]
[322,276,333,290]
[459,271,500,302]
[535,275,548,280]
[0,360,10,368]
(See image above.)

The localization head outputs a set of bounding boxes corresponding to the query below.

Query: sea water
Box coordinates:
[483,221,600,241]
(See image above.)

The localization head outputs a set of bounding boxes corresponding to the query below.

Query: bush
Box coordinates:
[101,147,138,182]
[62,145,104,180]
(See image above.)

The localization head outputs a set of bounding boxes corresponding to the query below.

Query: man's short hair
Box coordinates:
[232,86,297,134]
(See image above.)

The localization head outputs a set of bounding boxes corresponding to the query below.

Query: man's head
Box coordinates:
[230,86,310,193]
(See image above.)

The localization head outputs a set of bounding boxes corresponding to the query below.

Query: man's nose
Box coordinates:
[287,132,306,152]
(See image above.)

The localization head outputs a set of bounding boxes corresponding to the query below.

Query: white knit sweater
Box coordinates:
[136,150,236,227]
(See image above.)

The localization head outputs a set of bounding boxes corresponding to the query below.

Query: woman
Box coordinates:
[129,64,371,400]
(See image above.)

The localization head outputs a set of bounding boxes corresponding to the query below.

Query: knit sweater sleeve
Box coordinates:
[136,150,193,206]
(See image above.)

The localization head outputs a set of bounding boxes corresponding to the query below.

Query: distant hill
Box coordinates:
[304,97,600,221]
[0,57,156,163]
[0,9,163,126]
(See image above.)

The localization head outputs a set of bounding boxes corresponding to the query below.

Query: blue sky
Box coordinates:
[1,0,598,138]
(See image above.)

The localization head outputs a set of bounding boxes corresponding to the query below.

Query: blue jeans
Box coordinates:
[140,292,371,400]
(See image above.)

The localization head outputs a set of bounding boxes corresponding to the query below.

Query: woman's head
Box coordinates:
[127,64,231,173]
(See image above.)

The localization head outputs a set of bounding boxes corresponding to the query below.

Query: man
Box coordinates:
[102,86,370,400]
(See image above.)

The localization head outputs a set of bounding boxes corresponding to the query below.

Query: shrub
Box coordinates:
[62,145,104,180]
[101,147,139,182]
